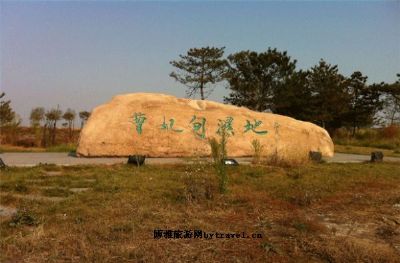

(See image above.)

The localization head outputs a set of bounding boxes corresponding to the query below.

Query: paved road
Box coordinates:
[0,153,186,167]
[0,152,399,167]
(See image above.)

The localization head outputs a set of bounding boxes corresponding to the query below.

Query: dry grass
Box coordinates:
[1,162,400,262]
[0,126,79,152]
[0,144,47,153]
[0,143,77,153]
[335,144,400,158]
[333,126,400,152]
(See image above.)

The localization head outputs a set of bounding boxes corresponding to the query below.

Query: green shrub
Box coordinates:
[209,121,229,194]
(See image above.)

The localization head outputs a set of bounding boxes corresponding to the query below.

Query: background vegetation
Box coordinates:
[1,46,399,153]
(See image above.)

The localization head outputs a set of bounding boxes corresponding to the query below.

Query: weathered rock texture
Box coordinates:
[77,93,334,159]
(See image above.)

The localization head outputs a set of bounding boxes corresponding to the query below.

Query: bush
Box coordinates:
[182,163,214,202]
[209,121,229,194]
[14,182,28,193]
[209,137,228,194]
[15,137,36,147]
[354,129,377,140]
[333,127,400,151]
[1,125,20,145]
[9,208,39,227]
[380,125,400,139]
[265,151,309,168]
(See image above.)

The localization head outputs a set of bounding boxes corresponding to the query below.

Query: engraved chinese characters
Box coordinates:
[131,113,268,139]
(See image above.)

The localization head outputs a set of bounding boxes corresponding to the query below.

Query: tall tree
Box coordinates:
[170,46,227,100]
[0,92,20,144]
[224,48,297,112]
[45,106,62,146]
[307,59,349,134]
[342,72,382,135]
[42,111,51,147]
[30,107,45,128]
[272,70,315,121]
[63,108,76,140]
[79,111,91,129]
[30,107,45,146]
[0,92,16,128]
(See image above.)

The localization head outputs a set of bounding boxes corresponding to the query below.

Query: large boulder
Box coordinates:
[77,93,334,160]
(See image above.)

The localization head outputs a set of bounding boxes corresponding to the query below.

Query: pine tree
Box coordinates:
[224,48,296,112]
[170,46,227,100]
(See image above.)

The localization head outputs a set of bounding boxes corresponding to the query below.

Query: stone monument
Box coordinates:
[77,93,334,161]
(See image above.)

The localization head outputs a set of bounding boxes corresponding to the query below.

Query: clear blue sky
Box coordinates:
[1,1,399,125]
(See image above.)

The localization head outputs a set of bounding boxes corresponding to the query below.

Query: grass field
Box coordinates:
[1,162,400,262]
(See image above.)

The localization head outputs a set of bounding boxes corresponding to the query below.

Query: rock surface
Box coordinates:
[77,93,334,159]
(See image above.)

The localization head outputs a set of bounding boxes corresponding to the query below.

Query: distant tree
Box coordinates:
[42,112,50,147]
[0,92,21,144]
[306,59,349,134]
[379,74,400,125]
[79,111,91,129]
[45,106,62,146]
[63,108,76,140]
[224,48,297,112]
[342,72,382,135]
[29,107,45,146]
[170,46,227,100]
[30,107,45,128]
[0,92,16,128]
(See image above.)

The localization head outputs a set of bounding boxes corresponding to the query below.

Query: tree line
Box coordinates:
[0,93,90,147]
[170,47,400,135]
[29,106,90,146]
